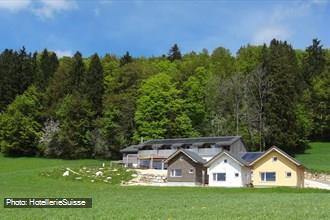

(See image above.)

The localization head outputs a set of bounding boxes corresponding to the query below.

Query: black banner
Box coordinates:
[4,198,92,208]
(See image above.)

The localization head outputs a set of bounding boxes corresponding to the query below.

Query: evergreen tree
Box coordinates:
[0,48,34,111]
[167,44,182,62]
[263,39,302,154]
[119,51,133,66]
[85,53,104,116]
[302,39,326,86]
[35,49,59,90]
[69,51,85,93]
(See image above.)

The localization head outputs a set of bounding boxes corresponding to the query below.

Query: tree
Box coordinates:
[299,39,328,141]
[167,44,182,62]
[35,49,59,90]
[0,48,34,111]
[85,53,104,115]
[69,51,86,93]
[120,51,133,66]
[45,57,73,115]
[236,45,263,75]
[134,73,197,142]
[44,94,95,159]
[245,66,271,151]
[102,61,155,151]
[182,67,210,134]
[210,47,236,77]
[302,39,326,86]
[263,39,302,154]
[206,72,246,138]
[0,86,43,156]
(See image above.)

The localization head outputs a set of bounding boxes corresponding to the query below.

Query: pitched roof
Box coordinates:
[144,136,241,145]
[205,150,248,167]
[120,144,141,153]
[164,149,206,164]
[249,146,303,166]
[120,136,242,153]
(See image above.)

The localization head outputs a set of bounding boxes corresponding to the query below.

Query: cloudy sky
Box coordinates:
[0,0,329,57]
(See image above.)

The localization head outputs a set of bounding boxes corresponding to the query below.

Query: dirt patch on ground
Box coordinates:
[122,169,168,186]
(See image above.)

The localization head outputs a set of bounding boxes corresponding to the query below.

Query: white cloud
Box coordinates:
[250,0,325,45]
[253,26,291,44]
[311,0,329,6]
[52,49,73,58]
[33,0,78,19]
[0,0,31,12]
[0,0,77,18]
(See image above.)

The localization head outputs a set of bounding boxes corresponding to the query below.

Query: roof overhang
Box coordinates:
[164,150,203,164]
[205,151,246,167]
[249,146,303,166]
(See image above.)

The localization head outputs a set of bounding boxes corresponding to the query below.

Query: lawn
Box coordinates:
[1,154,330,220]
[296,142,330,173]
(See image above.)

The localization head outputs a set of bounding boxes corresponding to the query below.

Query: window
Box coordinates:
[260,172,276,182]
[224,159,227,163]
[189,168,194,174]
[139,160,150,168]
[272,157,277,162]
[286,172,292,178]
[213,173,226,181]
[235,173,239,177]
[170,169,182,177]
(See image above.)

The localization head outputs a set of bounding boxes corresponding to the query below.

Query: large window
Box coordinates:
[152,161,163,170]
[213,173,226,181]
[170,169,182,177]
[139,160,150,168]
[260,172,276,182]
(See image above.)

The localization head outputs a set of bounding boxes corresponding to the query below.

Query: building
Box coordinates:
[164,149,207,186]
[120,136,246,169]
[249,146,304,188]
[205,151,256,187]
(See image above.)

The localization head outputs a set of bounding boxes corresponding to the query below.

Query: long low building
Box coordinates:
[120,136,246,169]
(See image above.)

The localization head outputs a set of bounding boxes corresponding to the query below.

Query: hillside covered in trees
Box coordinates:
[0,39,329,159]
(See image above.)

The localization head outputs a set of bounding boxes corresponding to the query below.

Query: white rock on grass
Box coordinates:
[102,163,105,168]
[106,177,112,180]
[91,179,95,183]
[131,174,138,177]
[63,171,70,176]
[75,177,82,180]
[95,171,103,177]
[112,169,118,172]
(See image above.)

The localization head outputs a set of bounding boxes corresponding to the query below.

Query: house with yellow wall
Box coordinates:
[250,146,304,188]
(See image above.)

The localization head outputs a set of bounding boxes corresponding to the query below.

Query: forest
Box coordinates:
[0,39,329,159]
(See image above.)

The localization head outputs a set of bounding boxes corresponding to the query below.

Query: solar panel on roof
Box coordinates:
[241,152,263,162]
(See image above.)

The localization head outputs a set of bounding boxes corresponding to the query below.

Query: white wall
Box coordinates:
[208,154,250,187]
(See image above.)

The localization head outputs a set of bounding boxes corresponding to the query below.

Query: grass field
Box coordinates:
[296,142,330,173]
[1,148,330,219]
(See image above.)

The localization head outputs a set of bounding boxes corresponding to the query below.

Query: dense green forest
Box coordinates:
[0,39,329,159]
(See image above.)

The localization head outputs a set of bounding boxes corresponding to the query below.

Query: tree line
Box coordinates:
[0,40,329,159]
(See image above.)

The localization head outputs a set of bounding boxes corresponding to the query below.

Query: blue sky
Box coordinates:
[0,0,329,57]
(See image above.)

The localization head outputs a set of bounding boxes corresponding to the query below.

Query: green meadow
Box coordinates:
[1,143,330,220]
[296,142,330,173]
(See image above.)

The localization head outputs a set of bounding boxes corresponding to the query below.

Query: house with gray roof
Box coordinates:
[120,136,246,169]
[164,149,207,186]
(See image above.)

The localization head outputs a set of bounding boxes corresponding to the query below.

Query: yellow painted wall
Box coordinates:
[251,151,304,187]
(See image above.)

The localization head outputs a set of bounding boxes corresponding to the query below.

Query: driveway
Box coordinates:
[305,179,330,190]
